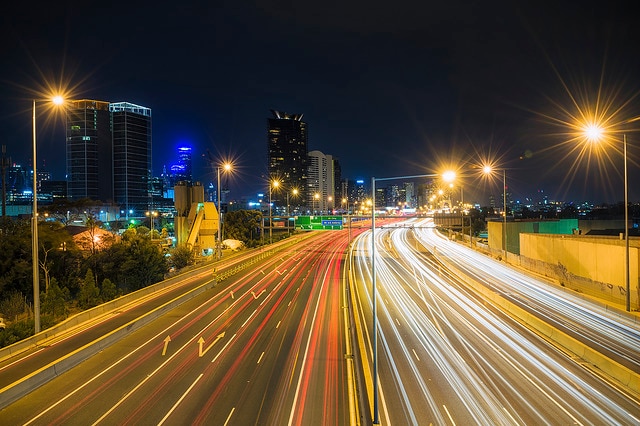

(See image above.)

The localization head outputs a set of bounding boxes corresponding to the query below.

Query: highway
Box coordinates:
[350,218,639,425]
[0,230,361,425]
[2,215,637,425]
[413,218,640,375]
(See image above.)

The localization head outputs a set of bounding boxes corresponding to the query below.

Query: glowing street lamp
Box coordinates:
[483,165,508,257]
[145,210,158,239]
[32,95,65,334]
[342,197,351,242]
[313,192,320,215]
[286,188,298,234]
[581,125,631,311]
[269,180,280,244]
[217,162,232,260]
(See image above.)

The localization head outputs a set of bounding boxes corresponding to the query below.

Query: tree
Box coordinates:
[170,244,195,270]
[96,233,167,293]
[78,269,100,309]
[0,291,27,322]
[37,221,77,293]
[100,278,117,302]
[224,210,263,244]
[41,277,70,319]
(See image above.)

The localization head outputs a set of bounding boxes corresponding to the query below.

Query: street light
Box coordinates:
[217,162,232,260]
[313,192,320,215]
[287,188,299,234]
[32,95,65,334]
[269,180,280,244]
[145,210,158,239]
[370,172,441,424]
[482,166,507,258]
[443,172,471,246]
[582,128,631,311]
[342,197,352,243]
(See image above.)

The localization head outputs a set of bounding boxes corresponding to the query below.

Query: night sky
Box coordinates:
[2,1,639,205]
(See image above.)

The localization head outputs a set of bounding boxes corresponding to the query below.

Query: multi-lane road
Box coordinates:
[1,216,638,425]
[0,230,361,425]
[349,217,639,425]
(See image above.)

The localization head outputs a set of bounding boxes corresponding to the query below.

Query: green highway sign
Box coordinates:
[295,215,343,230]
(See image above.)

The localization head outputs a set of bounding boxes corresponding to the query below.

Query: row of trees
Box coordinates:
[0,208,278,347]
[0,217,174,346]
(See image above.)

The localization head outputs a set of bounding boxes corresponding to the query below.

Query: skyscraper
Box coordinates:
[308,150,336,214]
[110,102,152,214]
[66,100,112,202]
[65,100,152,214]
[267,110,308,209]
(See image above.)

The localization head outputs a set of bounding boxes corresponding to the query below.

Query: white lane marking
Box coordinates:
[157,373,203,425]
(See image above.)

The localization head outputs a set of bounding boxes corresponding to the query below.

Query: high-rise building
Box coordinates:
[308,150,336,214]
[267,110,308,210]
[110,102,152,214]
[65,100,152,214]
[66,100,112,202]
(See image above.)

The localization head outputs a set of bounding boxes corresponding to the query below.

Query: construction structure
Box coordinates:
[174,181,219,255]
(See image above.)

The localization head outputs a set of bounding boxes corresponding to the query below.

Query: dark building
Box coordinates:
[66,100,112,202]
[110,102,152,214]
[267,110,308,209]
[65,100,152,215]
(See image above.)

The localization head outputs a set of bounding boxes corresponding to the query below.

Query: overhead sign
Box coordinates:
[295,215,343,230]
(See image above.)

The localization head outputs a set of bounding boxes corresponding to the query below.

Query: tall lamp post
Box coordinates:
[313,192,319,215]
[583,126,631,311]
[217,162,232,260]
[482,166,507,257]
[145,210,157,239]
[32,96,64,334]
[343,198,351,243]
[269,180,280,244]
[371,172,440,424]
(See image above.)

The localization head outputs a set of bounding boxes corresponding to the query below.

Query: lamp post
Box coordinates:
[32,96,64,334]
[269,180,280,244]
[343,198,351,243]
[145,210,157,239]
[482,166,507,257]
[371,172,440,424]
[217,163,232,260]
[583,126,631,311]
[313,192,319,215]
[502,169,507,256]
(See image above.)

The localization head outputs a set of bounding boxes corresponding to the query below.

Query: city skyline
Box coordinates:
[1,2,639,205]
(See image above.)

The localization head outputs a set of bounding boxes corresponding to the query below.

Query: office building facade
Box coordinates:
[267,110,308,210]
[308,150,336,214]
[110,102,152,213]
[66,100,112,202]
[65,100,152,214]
